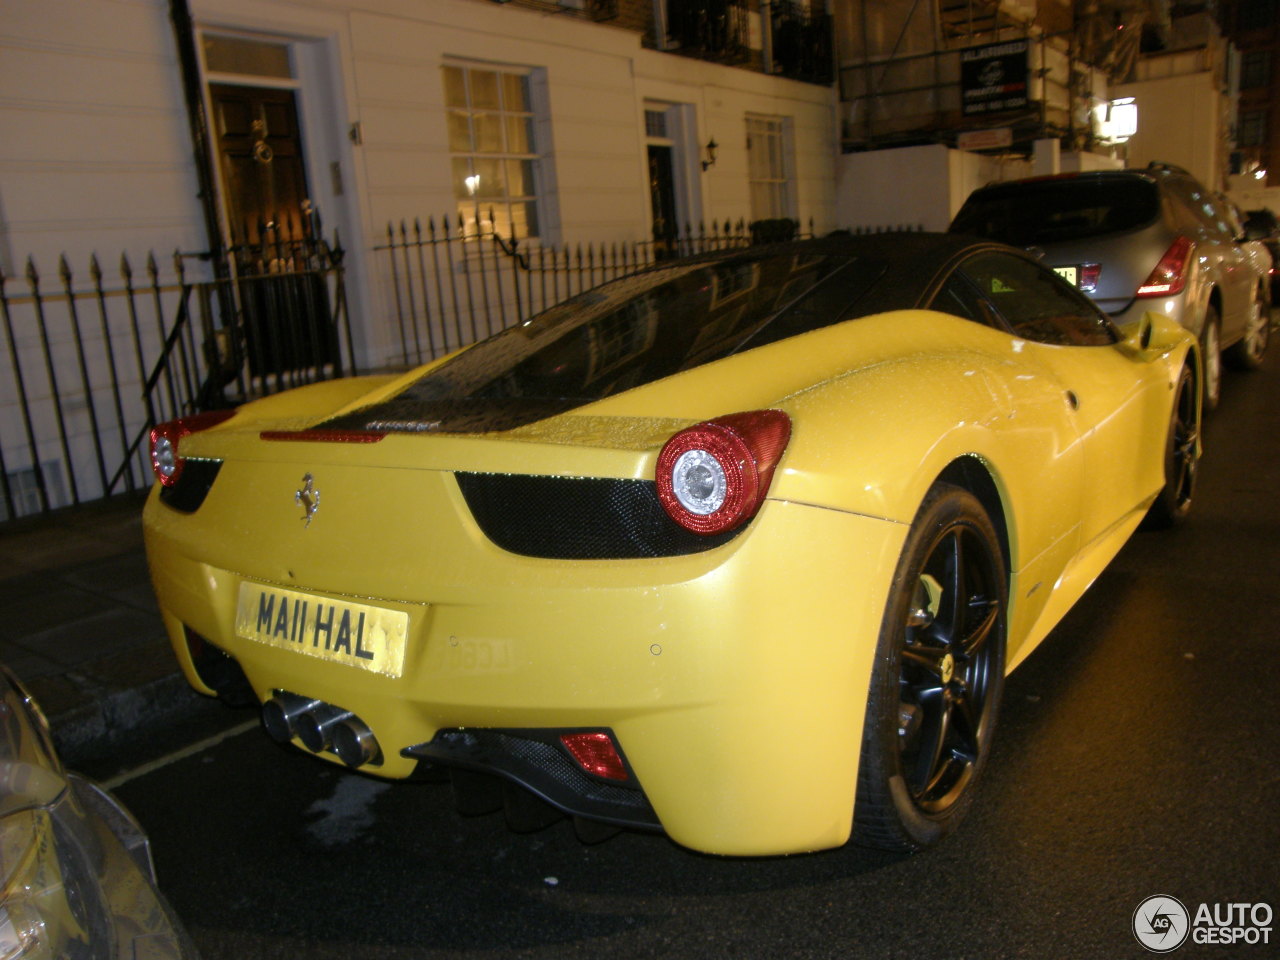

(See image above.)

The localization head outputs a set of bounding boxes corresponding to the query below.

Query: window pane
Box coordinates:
[471,70,501,110]
[474,113,503,153]
[506,159,535,197]
[442,66,467,108]
[452,157,476,199]
[502,72,531,111]
[517,201,538,239]
[456,199,485,236]
[750,183,770,218]
[447,111,473,152]
[505,115,532,154]
[203,35,292,79]
[1242,51,1270,89]
[474,158,506,198]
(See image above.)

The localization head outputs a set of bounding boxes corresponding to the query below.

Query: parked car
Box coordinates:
[1264,238,1280,306]
[950,163,1270,407]
[0,665,199,958]
[143,235,1200,856]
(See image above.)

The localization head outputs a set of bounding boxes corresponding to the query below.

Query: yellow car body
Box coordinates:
[143,238,1199,855]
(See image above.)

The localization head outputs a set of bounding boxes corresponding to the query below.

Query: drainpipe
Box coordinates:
[168,0,237,407]
[169,0,226,271]
[761,2,773,75]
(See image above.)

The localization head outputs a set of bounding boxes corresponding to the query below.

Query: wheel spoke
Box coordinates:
[910,689,950,797]
[935,531,963,644]
[949,691,981,758]
[901,645,945,677]
[959,599,1000,659]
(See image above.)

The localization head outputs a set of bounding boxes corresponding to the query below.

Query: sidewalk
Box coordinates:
[0,491,216,768]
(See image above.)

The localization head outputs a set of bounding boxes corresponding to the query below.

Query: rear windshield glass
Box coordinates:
[951,177,1160,246]
[324,250,884,433]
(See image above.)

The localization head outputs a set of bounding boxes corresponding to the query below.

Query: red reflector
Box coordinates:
[559,732,629,782]
[260,430,385,443]
[1136,236,1192,297]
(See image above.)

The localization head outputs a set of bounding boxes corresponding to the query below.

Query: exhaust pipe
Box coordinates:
[295,705,355,753]
[262,690,381,767]
[332,716,380,767]
[262,694,323,743]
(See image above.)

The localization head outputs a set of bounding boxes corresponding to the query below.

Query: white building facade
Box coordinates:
[0,0,838,518]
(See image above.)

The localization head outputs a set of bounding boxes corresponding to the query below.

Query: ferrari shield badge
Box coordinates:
[295,473,320,527]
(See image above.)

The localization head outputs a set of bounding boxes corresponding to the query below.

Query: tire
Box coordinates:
[1225,287,1270,371]
[1200,307,1222,411]
[852,483,1007,851]
[1145,364,1200,529]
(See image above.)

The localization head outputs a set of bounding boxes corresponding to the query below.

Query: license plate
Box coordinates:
[1053,265,1078,286]
[235,582,409,678]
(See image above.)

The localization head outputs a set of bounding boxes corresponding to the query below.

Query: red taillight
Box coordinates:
[655,409,791,535]
[149,409,235,486]
[1136,236,1192,297]
[1079,262,1102,294]
[559,732,629,781]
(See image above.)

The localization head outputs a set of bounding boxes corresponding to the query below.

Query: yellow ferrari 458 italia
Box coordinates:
[143,234,1200,856]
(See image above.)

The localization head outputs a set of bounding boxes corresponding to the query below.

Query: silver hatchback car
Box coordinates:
[950,163,1271,406]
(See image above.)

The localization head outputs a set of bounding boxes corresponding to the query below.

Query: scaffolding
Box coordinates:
[837,0,1166,153]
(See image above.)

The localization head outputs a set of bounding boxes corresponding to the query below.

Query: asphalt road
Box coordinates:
[116,349,1280,960]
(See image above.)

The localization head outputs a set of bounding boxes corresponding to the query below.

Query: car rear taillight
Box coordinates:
[1136,236,1192,297]
[560,732,629,782]
[1079,262,1102,294]
[149,409,235,486]
[655,409,791,535]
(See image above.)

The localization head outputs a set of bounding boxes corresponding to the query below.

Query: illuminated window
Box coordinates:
[746,115,794,221]
[443,63,542,240]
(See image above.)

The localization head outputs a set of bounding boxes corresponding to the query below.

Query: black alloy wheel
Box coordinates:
[854,483,1007,851]
[1146,364,1200,528]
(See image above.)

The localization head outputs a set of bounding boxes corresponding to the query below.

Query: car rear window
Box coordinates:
[951,176,1161,246]
[321,249,885,433]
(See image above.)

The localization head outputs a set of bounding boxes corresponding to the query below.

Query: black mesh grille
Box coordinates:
[455,472,742,559]
[159,459,222,513]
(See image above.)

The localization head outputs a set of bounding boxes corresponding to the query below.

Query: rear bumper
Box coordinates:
[144,482,906,855]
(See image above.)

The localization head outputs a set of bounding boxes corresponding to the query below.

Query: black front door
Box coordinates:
[210,83,335,380]
[648,145,679,259]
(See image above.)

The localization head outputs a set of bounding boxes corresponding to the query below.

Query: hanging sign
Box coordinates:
[961,40,1030,116]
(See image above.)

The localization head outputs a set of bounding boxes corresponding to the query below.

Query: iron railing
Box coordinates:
[0,229,351,522]
[2,213,853,523]
[665,0,751,63]
[374,215,810,367]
